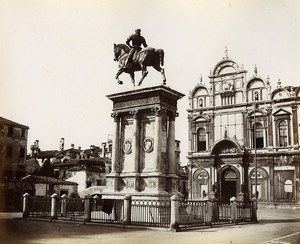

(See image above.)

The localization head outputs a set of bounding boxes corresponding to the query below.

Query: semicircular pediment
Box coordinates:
[211,139,243,155]
[271,88,290,100]
[212,59,239,76]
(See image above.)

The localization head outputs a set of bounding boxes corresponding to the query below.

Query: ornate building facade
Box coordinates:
[187,53,300,203]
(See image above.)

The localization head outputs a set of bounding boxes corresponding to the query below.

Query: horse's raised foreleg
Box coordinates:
[115,68,124,85]
[138,69,148,86]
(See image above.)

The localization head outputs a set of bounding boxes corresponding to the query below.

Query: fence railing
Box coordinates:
[179,200,208,226]
[91,198,124,224]
[22,193,257,231]
[27,196,51,218]
[131,199,171,227]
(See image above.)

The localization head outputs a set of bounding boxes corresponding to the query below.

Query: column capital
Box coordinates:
[170,111,179,120]
[111,112,119,122]
[129,109,139,119]
[151,106,165,116]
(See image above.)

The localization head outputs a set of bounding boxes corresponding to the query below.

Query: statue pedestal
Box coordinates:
[104,85,184,200]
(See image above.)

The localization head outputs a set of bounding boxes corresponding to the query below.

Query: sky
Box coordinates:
[1,0,299,164]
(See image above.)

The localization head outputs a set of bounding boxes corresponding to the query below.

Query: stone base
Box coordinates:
[104,173,180,198]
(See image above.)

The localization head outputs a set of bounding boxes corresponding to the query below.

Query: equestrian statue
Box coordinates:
[113,29,166,87]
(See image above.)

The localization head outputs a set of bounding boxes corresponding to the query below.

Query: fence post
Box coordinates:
[61,194,67,217]
[209,193,218,224]
[51,193,58,221]
[123,194,132,225]
[84,196,92,223]
[251,197,258,222]
[207,200,212,225]
[230,197,237,224]
[169,194,181,232]
[22,193,30,218]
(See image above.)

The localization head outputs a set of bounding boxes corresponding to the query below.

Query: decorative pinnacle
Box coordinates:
[199,74,203,84]
[254,64,257,76]
[224,46,228,59]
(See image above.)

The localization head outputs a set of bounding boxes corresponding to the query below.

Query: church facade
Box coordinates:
[187,53,300,203]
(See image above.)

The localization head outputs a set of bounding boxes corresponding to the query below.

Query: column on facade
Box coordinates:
[267,108,273,147]
[168,112,177,175]
[188,115,193,152]
[287,118,292,146]
[242,112,248,147]
[291,105,299,147]
[269,160,274,201]
[209,162,213,194]
[153,106,162,173]
[188,162,193,199]
[111,112,120,174]
[130,109,139,173]
[275,119,279,148]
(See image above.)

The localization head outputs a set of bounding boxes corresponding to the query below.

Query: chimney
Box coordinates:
[59,138,65,151]
[101,142,107,157]
[35,140,39,148]
[71,144,74,149]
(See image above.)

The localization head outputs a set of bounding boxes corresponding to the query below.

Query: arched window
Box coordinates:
[284,180,293,193]
[198,98,203,107]
[279,120,288,147]
[253,123,264,148]
[256,123,264,148]
[197,128,206,151]
[254,90,260,101]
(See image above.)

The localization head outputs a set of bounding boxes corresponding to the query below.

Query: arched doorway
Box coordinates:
[192,169,209,199]
[220,167,239,202]
[249,167,269,201]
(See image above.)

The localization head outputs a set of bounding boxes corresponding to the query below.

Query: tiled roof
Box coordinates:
[53,158,107,168]
[22,175,78,185]
[36,150,58,158]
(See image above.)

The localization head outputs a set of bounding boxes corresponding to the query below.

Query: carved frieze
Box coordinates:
[149,179,157,188]
[114,97,160,110]
[126,179,135,189]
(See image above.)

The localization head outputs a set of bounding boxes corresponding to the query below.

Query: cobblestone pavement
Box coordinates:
[1,208,299,244]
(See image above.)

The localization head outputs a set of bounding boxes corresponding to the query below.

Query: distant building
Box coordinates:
[21,175,78,197]
[187,52,300,203]
[0,116,29,180]
[29,138,113,197]
[0,116,29,211]
[175,140,188,198]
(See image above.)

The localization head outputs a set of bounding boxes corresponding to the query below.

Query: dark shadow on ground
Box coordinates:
[257,218,300,224]
[0,218,151,244]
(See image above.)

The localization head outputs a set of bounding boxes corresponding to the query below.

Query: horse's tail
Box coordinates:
[156,49,164,66]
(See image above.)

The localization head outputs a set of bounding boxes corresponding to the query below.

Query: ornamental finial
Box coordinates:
[224,46,228,59]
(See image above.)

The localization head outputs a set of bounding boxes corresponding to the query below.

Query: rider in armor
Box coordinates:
[125,29,148,68]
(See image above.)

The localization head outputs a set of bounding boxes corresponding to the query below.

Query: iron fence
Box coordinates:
[237,201,253,221]
[91,198,124,224]
[178,200,208,227]
[28,197,51,218]
[63,198,84,221]
[131,199,171,227]
[213,201,231,223]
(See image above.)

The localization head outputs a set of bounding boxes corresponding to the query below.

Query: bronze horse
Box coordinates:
[113,43,166,86]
